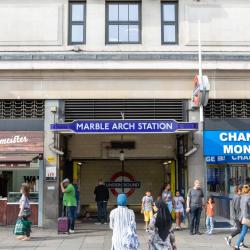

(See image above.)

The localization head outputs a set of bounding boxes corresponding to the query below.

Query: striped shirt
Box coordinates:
[109,206,136,250]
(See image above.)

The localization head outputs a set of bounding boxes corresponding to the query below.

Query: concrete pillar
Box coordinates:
[187,103,207,228]
[43,100,63,228]
[187,103,206,191]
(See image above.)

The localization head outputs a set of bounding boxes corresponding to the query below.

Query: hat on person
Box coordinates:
[62,178,70,184]
[117,193,127,206]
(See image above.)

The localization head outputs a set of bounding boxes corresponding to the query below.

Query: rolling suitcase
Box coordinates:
[58,207,69,234]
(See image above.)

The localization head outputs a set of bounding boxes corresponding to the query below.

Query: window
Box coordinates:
[106,2,141,44]
[161,2,178,44]
[69,1,86,44]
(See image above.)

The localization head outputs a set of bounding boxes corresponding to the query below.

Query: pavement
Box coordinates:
[0,222,249,250]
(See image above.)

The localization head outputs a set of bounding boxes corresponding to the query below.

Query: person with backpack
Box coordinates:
[109,193,139,250]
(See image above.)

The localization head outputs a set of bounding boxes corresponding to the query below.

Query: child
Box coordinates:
[141,191,154,231]
[173,190,185,230]
[206,196,215,235]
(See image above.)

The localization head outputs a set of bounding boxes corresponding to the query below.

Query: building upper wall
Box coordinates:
[0,69,249,99]
[0,0,249,52]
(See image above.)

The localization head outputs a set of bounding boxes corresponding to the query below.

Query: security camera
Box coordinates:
[49,146,64,156]
[184,146,198,157]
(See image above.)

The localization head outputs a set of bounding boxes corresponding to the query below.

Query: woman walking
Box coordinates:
[162,184,173,214]
[148,200,177,250]
[16,183,32,241]
[234,185,250,250]
[110,193,139,250]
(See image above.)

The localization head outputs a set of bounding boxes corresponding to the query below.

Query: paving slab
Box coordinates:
[0,223,249,250]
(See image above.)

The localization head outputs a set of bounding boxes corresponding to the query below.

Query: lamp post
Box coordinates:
[120,148,125,193]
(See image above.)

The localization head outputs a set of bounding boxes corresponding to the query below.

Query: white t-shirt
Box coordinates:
[174,196,184,210]
[19,194,30,209]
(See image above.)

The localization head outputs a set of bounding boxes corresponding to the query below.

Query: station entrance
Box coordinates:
[60,133,189,215]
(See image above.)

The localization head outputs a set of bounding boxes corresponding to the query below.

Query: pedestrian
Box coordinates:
[110,193,139,250]
[225,185,244,247]
[94,178,109,224]
[173,190,185,230]
[162,184,173,213]
[234,185,250,250]
[205,196,215,235]
[148,200,177,250]
[73,180,80,218]
[16,183,32,241]
[141,190,154,232]
[60,178,77,234]
[186,180,205,235]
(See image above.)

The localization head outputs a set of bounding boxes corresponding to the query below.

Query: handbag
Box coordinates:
[13,218,32,235]
[242,217,250,227]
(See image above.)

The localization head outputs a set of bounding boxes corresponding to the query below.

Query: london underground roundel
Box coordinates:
[108,172,137,197]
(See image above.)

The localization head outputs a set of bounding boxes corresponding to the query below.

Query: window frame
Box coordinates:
[161,1,178,45]
[68,1,86,45]
[105,1,142,44]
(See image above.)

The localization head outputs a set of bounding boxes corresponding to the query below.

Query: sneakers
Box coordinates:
[225,236,232,246]
[69,229,75,234]
[240,243,249,249]
[94,222,101,225]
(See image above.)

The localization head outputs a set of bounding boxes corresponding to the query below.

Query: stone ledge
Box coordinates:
[0,53,250,62]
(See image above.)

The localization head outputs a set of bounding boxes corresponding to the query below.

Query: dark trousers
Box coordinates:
[231,220,243,238]
[67,206,76,230]
[190,206,202,234]
[97,201,108,223]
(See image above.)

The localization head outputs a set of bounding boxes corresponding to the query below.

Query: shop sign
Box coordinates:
[204,130,250,163]
[105,172,140,197]
[0,132,43,153]
[206,155,250,164]
[204,131,250,156]
[51,120,198,134]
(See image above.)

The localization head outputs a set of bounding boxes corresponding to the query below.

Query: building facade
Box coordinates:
[0,0,249,227]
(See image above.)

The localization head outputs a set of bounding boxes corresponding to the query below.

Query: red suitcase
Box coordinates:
[58,216,69,234]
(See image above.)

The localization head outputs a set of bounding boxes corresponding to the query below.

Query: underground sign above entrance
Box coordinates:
[50,119,198,134]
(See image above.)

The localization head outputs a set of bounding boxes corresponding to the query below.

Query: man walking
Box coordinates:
[60,178,77,234]
[94,179,109,224]
[186,180,204,235]
[225,185,244,247]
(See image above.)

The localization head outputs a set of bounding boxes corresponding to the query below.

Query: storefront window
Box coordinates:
[0,168,39,201]
[207,164,250,195]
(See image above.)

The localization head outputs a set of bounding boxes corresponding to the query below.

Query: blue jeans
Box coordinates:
[97,201,108,223]
[236,224,249,247]
[206,216,214,232]
[67,206,76,230]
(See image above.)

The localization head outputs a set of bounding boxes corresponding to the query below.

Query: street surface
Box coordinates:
[0,223,249,250]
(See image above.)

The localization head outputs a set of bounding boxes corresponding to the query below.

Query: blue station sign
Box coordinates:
[204,130,250,164]
[50,120,198,134]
